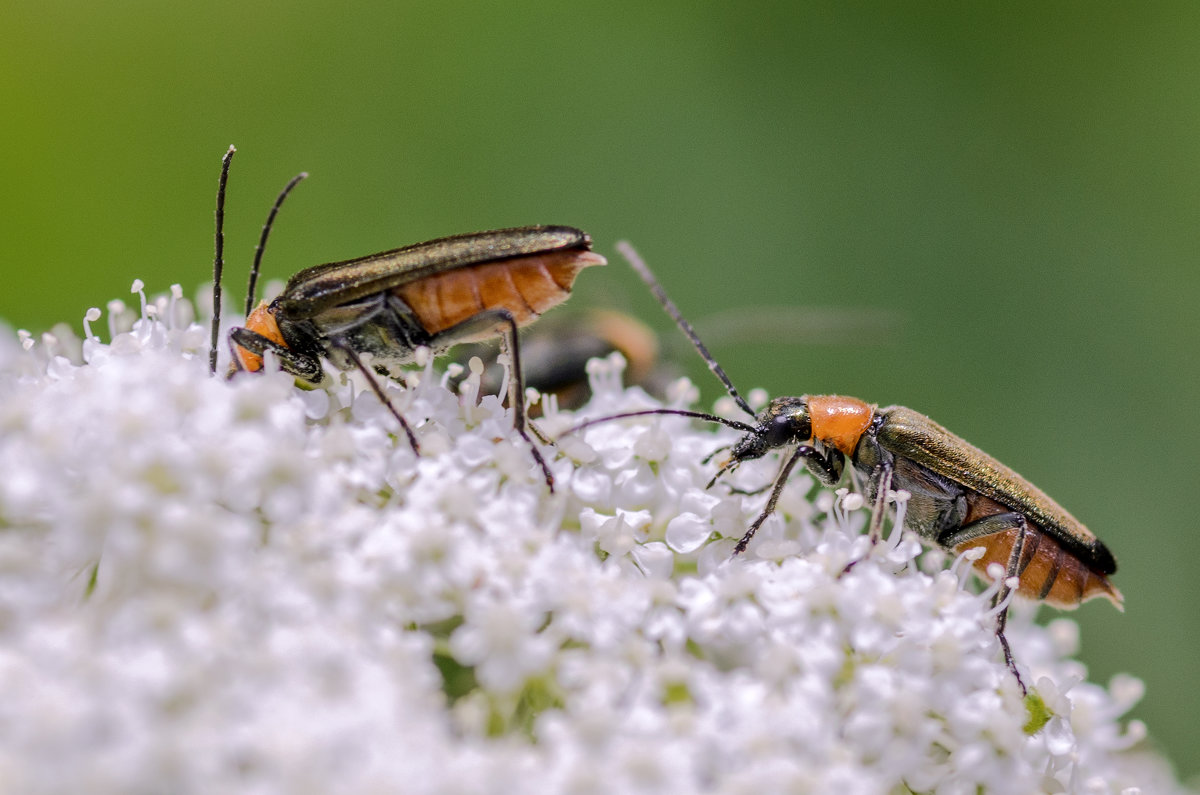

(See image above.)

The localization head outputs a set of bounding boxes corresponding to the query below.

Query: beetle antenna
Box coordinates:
[210,145,236,375]
[246,172,308,316]
[616,241,755,418]
[559,408,755,439]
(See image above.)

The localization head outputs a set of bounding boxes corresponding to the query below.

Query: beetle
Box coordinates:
[207,146,606,489]
[565,241,1121,691]
[447,308,670,413]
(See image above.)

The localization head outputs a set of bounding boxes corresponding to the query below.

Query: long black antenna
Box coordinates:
[560,408,755,440]
[245,172,308,316]
[616,241,755,417]
[210,145,236,375]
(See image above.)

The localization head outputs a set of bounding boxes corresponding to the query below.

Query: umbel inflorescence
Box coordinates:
[0,283,1185,794]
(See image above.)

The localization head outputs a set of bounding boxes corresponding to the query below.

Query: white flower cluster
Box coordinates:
[0,285,1187,794]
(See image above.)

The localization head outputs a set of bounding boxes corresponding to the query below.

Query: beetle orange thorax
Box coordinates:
[234,300,288,373]
[806,395,876,456]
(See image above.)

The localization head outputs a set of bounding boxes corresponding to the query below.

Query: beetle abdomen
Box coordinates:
[394,250,605,338]
[955,525,1123,610]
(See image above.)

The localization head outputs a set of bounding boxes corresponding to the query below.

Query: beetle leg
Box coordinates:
[719,445,835,497]
[496,312,555,492]
[228,327,324,382]
[330,340,421,455]
[800,445,844,487]
[840,462,895,576]
[995,522,1030,695]
[938,512,1031,556]
[733,444,828,555]
[425,308,555,492]
[939,512,1032,695]
[993,521,1031,695]
[864,462,894,545]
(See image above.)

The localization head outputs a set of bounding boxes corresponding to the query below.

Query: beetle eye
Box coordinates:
[759,401,810,449]
[763,412,803,448]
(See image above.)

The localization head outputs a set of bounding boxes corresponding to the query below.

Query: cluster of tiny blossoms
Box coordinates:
[0,283,1186,794]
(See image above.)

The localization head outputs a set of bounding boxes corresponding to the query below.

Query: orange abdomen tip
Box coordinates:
[957,527,1124,610]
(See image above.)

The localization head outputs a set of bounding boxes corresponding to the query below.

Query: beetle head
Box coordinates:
[723,396,812,467]
[230,300,287,375]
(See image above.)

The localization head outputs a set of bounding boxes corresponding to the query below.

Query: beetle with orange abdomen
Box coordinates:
[563,241,1121,691]
[717,394,1120,611]
[227,226,604,490]
[207,147,604,490]
[230,225,605,382]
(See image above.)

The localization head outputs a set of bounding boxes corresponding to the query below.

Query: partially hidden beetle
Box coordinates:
[448,302,898,414]
[566,241,1121,690]
[448,308,670,413]
[208,146,605,489]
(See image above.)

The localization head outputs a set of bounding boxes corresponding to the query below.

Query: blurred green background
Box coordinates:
[3,0,1198,778]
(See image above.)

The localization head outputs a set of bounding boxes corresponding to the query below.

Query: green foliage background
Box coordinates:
[3,1,1198,778]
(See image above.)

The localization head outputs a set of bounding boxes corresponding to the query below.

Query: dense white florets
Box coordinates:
[0,286,1185,794]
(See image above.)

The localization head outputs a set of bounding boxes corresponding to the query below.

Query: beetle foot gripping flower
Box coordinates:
[0,288,1190,794]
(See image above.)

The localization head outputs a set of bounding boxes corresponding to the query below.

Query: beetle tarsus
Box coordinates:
[995,617,1027,696]
[994,520,1030,695]
[338,342,421,455]
[733,445,810,555]
[515,425,555,492]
